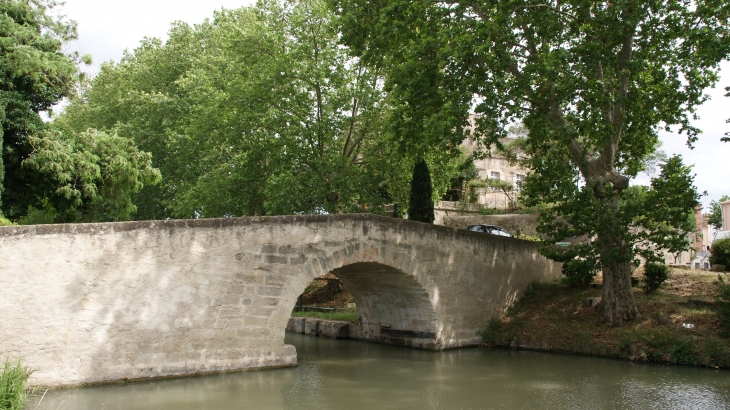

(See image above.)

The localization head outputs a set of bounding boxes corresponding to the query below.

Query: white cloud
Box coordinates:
[59,0,255,73]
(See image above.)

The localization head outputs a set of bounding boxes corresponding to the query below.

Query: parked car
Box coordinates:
[466,224,513,238]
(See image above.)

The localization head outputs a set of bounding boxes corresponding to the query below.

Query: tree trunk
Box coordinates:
[599,244,638,326]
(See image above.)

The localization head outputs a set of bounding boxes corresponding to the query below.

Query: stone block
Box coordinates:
[304,318,320,335]
[318,320,350,339]
[256,286,283,297]
[261,244,277,254]
[264,254,288,265]
[286,317,306,334]
[244,316,269,328]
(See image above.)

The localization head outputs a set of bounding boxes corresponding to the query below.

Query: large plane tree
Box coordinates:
[333,0,730,325]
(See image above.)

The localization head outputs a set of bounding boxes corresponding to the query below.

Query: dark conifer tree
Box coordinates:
[408,159,434,223]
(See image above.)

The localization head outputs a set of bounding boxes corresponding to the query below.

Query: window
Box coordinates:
[515,174,524,191]
[489,172,500,191]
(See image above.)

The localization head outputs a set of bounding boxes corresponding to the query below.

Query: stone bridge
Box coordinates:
[0,214,560,387]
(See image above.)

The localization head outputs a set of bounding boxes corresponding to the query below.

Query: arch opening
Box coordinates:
[287,262,439,350]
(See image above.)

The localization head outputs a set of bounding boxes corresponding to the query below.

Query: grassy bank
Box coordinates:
[0,359,34,410]
[291,310,358,323]
[482,270,730,368]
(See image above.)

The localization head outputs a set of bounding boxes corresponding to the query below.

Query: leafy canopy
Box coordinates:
[59,0,460,219]
[1,0,81,216]
[709,195,730,230]
[333,0,728,324]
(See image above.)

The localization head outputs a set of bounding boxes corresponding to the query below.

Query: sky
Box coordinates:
[57,0,730,209]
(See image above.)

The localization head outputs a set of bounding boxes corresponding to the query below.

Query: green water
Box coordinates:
[35,334,730,410]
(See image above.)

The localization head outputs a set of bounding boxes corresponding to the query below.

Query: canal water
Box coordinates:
[35,333,729,410]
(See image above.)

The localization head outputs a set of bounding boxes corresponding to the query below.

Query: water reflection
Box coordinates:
[36,334,730,410]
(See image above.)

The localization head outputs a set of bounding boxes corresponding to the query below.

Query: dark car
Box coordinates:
[466,224,513,238]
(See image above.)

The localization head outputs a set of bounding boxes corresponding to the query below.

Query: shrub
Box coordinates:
[0,359,34,410]
[711,238,730,267]
[0,216,13,226]
[561,259,598,288]
[481,317,503,345]
[408,159,434,224]
[715,273,730,338]
[643,262,671,294]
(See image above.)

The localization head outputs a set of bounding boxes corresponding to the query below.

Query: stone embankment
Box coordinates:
[286,317,351,339]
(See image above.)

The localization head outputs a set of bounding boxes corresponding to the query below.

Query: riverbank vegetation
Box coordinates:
[481,269,730,368]
[0,359,34,410]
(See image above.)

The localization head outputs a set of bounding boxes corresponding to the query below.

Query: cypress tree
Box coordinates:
[408,158,434,223]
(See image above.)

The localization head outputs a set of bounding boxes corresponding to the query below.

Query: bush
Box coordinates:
[561,259,598,288]
[711,238,730,267]
[0,359,34,410]
[481,317,503,346]
[408,159,434,224]
[0,216,13,226]
[715,274,730,338]
[643,262,671,294]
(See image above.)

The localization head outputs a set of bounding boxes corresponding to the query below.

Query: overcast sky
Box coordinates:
[57,0,729,209]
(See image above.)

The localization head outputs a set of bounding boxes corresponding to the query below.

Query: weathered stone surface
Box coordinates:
[286,317,306,334]
[0,213,560,387]
[317,320,350,339]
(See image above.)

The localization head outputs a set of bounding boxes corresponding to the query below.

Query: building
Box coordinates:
[714,199,730,243]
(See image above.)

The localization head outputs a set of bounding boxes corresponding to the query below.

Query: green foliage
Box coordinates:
[515,233,542,242]
[465,179,486,204]
[442,149,479,202]
[0,215,13,226]
[481,317,503,345]
[715,274,730,337]
[17,202,56,225]
[711,239,730,267]
[23,128,161,222]
[408,159,434,223]
[333,0,729,325]
[57,0,456,219]
[643,263,671,294]
[0,359,34,410]
[708,195,730,230]
[0,0,86,219]
[561,259,599,288]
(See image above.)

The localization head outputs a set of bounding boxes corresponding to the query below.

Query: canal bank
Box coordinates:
[480,270,730,369]
[292,270,730,369]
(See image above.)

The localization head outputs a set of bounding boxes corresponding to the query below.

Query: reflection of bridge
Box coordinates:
[0,214,559,387]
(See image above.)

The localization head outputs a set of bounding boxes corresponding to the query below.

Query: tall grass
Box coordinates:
[0,359,34,410]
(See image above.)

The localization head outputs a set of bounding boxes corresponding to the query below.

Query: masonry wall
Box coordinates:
[0,214,560,387]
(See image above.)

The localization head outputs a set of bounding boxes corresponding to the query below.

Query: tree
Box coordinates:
[408,158,434,223]
[333,0,729,324]
[23,128,161,222]
[59,0,460,219]
[709,195,730,230]
[0,0,82,218]
[443,148,479,202]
